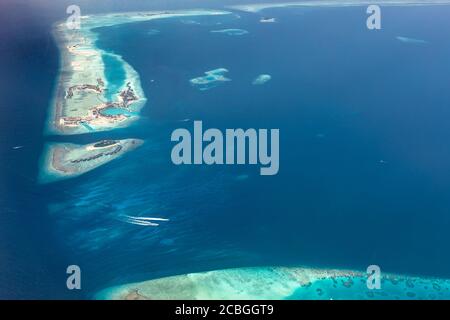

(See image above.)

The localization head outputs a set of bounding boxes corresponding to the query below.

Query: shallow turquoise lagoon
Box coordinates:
[101,53,126,101]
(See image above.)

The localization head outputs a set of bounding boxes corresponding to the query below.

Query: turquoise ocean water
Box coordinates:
[2,3,450,299]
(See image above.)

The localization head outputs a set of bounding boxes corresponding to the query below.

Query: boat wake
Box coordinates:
[120,215,170,227]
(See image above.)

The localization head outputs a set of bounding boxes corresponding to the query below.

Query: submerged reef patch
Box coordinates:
[190,68,231,91]
[210,28,249,36]
[147,29,161,36]
[396,36,428,44]
[252,74,272,85]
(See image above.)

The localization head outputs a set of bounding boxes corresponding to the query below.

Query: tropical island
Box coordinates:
[40,139,143,182]
[96,266,450,300]
[49,9,231,135]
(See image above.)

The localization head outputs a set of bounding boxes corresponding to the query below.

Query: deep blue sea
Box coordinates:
[2,3,450,299]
